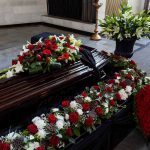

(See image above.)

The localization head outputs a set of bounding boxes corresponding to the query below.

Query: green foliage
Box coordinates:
[99,2,150,40]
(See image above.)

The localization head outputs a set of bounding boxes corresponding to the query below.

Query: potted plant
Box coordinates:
[99,1,150,58]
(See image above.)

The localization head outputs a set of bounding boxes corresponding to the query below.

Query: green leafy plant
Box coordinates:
[99,2,150,41]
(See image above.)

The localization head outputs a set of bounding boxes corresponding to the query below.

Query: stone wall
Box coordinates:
[0,0,47,25]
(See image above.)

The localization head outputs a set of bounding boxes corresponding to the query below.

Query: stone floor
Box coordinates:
[0,25,150,149]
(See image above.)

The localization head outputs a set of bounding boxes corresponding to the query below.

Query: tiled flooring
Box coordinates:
[0,25,150,149]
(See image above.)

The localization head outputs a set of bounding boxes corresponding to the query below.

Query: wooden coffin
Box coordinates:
[0,46,109,130]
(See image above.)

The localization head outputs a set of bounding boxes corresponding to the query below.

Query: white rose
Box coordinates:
[25,142,39,150]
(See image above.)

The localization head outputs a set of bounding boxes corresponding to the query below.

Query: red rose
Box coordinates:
[37,54,42,61]
[95,107,103,116]
[66,127,73,137]
[36,147,45,150]
[18,55,24,63]
[51,43,58,51]
[69,112,79,123]
[116,93,122,100]
[109,99,115,106]
[48,114,57,124]
[130,60,136,66]
[46,57,50,63]
[12,59,17,65]
[45,40,52,49]
[93,85,100,90]
[62,100,70,108]
[27,124,38,134]
[98,93,102,97]
[108,79,115,84]
[126,73,133,80]
[106,87,113,92]
[81,91,88,97]
[62,52,70,60]
[42,49,52,55]
[82,103,90,111]
[119,81,127,88]
[85,116,94,127]
[114,74,120,79]
[59,37,64,40]
[50,135,60,147]
[0,142,10,150]
[27,44,34,50]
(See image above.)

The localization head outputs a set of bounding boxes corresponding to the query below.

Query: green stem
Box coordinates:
[0,68,9,74]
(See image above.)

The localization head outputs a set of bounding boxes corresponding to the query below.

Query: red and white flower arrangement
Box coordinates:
[0,34,82,79]
[0,60,148,150]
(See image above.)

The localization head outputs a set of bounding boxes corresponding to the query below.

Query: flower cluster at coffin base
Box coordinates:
[99,2,150,41]
[1,59,150,150]
[0,34,82,80]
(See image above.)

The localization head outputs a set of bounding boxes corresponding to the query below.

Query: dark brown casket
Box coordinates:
[0,45,109,130]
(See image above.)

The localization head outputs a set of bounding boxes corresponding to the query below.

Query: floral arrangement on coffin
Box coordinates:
[99,2,150,41]
[0,34,82,80]
[1,59,149,150]
[135,83,150,140]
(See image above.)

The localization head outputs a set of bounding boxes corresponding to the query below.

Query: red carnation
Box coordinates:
[37,54,42,61]
[0,142,10,150]
[48,114,57,124]
[109,99,115,106]
[95,107,103,116]
[116,93,122,100]
[82,103,90,111]
[12,59,17,65]
[27,44,34,50]
[106,87,113,92]
[66,127,73,137]
[42,49,52,55]
[85,116,94,127]
[93,85,100,90]
[50,135,60,147]
[36,147,45,150]
[119,81,127,88]
[69,112,79,123]
[62,100,70,108]
[27,124,38,134]
[81,91,88,97]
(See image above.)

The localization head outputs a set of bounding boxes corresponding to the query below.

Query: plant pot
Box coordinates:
[114,38,136,58]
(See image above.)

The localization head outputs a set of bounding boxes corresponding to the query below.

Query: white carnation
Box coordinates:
[65,114,69,120]
[25,142,39,150]
[77,109,83,115]
[84,96,92,102]
[56,114,64,121]
[118,89,128,100]
[56,120,64,129]
[70,101,77,109]
[6,132,20,141]
[37,129,46,139]
[32,117,46,130]
[52,108,59,112]
[125,86,132,95]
